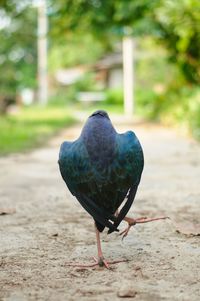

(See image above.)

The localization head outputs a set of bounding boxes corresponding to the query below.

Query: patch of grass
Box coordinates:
[0,105,76,155]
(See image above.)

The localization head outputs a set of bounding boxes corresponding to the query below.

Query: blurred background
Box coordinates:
[0,0,200,155]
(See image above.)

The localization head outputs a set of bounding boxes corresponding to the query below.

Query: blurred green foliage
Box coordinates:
[50,0,159,38]
[0,104,75,155]
[152,86,200,140]
[154,0,200,84]
[51,0,200,85]
[49,34,106,72]
[49,0,200,137]
[104,89,123,105]
[0,0,200,150]
[0,1,37,97]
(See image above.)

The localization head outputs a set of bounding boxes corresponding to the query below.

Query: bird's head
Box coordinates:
[89,110,110,119]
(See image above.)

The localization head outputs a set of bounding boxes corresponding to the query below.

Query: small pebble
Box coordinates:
[52,233,58,237]
[117,284,137,298]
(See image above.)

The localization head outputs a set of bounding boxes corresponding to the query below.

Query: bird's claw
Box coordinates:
[93,256,128,269]
[119,216,170,240]
[119,218,136,240]
[93,256,110,269]
[66,256,127,269]
[119,225,132,240]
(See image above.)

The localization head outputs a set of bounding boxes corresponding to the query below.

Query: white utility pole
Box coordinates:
[122,36,134,117]
[37,0,48,105]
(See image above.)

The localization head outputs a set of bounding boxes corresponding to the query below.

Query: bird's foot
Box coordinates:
[120,216,170,240]
[93,256,128,269]
[119,224,133,240]
[65,256,128,270]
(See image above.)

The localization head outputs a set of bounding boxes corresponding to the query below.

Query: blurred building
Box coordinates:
[54,52,123,90]
[93,53,123,89]
[55,66,86,86]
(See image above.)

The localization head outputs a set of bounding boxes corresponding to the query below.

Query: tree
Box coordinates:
[0,1,37,100]
[49,0,159,41]
[49,0,200,84]
[154,0,200,84]
[48,33,106,72]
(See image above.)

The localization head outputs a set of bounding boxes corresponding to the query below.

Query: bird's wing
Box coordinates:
[58,139,118,232]
[58,131,144,234]
[115,131,144,187]
[107,131,144,234]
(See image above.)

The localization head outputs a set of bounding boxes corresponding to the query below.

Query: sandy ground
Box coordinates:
[0,116,200,301]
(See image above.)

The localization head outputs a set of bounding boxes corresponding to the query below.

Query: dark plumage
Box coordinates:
[58,110,144,233]
[58,110,148,268]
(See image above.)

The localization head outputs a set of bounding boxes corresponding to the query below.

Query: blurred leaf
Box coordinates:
[0,2,37,98]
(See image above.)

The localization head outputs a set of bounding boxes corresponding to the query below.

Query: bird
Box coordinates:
[58,110,168,269]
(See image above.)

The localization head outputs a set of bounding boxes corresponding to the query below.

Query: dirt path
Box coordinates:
[0,117,200,301]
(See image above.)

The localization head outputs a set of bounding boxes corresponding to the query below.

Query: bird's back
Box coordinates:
[81,114,116,171]
[58,111,144,233]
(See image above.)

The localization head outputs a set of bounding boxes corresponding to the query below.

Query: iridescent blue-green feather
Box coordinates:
[58,112,144,234]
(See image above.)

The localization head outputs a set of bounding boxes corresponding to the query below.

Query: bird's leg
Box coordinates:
[93,225,128,269]
[65,224,128,269]
[120,216,169,240]
[65,225,104,268]
[94,225,109,269]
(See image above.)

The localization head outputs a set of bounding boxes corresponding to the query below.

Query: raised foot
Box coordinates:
[120,216,170,240]
[65,256,128,269]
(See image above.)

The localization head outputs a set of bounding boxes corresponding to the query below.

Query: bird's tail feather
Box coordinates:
[107,184,138,234]
[75,183,138,234]
[76,193,118,233]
